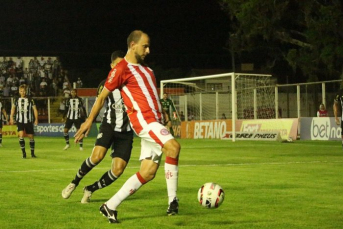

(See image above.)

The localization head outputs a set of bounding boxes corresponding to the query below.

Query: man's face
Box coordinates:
[71,90,76,97]
[110,57,124,69]
[133,34,150,64]
[163,94,168,99]
[19,88,26,97]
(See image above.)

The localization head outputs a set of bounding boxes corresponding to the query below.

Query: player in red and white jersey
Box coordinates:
[75,30,181,223]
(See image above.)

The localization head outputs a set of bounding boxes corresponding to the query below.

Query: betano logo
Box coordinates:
[311,118,341,140]
[194,121,226,139]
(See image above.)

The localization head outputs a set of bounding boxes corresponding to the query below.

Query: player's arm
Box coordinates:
[32,104,38,125]
[74,87,111,142]
[62,99,69,121]
[333,100,340,125]
[2,108,8,122]
[9,103,16,125]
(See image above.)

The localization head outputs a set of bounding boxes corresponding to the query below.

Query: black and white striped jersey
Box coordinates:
[65,97,85,120]
[13,97,36,123]
[0,101,3,121]
[98,80,131,132]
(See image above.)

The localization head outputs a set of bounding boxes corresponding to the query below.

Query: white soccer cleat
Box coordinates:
[63,145,70,150]
[62,183,76,199]
[79,147,83,151]
[81,187,92,204]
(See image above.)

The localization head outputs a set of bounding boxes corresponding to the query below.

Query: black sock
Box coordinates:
[0,133,2,144]
[86,170,118,192]
[19,138,26,153]
[30,139,35,155]
[64,133,69,145]
[72,157,97,186]
[79,140,83,148]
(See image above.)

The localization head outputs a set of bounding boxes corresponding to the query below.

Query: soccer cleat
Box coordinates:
[81,187,92,204]
[63,145,70,150]
[100,203,118,223]
[31,154,37,158]
[166,197,179,215]
[79,147,83,151]
[62,183,76,199]
[22,152,27,159]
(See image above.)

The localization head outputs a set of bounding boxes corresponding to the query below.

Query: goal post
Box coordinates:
[160,72,275,141]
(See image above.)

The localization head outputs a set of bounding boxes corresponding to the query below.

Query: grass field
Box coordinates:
[0,137,343,229]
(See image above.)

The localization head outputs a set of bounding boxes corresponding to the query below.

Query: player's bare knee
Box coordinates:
[164,139,180,158]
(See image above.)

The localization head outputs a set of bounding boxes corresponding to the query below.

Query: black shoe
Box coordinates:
[100,203,118,223]
[166,197,179,215]
[31,154,37,158]
[22,153,26,159]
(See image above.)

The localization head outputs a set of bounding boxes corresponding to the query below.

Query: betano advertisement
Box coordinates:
[300,117,341,140]
[180,119,298,140]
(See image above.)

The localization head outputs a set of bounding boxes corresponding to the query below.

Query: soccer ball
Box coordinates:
[197,182,225,208]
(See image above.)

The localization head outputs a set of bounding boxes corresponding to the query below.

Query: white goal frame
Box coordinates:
[160,72,273,141]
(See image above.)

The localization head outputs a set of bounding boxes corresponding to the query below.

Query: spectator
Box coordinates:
[38,56,46,68]
[317,104,328,117]
[10,83,18,97]
[221,113,227,119]
[3,83,10,97]
[16,57,23,70]
[76,77,83,88]
[179,111,185,121]
[0,75,5,84]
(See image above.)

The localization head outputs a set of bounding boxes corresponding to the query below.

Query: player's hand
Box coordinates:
[74,119,92,143]
[335,117,340,125]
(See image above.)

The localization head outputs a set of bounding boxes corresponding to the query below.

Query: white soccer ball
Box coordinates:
[197,182,225,208]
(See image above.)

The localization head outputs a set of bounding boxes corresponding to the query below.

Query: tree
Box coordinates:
[218,0,343,82]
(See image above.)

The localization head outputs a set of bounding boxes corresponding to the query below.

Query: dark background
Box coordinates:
[1,0,233,86]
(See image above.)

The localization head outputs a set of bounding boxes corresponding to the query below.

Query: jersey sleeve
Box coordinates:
[104,64,125,92]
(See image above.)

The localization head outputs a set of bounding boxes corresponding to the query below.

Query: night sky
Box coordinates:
[1,0,231,71]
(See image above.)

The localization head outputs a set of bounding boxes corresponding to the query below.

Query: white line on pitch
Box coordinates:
[0,160,342,173]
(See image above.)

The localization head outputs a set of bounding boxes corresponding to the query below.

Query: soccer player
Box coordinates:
[0,97,8,147]
[9,84,38,158]
[62,89,87,150]
[160,93,177,136]
[334,91,343,148]
[75,30,181,223]
[62,50,134,203]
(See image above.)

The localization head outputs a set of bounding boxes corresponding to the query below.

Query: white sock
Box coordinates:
[165,162,178,204]
[106,172,145,210]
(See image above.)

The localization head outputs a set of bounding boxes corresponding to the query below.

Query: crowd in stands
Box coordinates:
[0,56,83,116]
[0,56,70,97]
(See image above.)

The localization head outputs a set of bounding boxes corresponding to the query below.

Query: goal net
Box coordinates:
[160,73,276,141]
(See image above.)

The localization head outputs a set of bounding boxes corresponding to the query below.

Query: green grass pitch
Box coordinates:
[0,137,343,228]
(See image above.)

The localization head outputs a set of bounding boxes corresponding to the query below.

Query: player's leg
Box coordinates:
[62,145,108,199]
[62,123,113,199]
[17,123,26,158]
[25,123,36,158]
[340,120,343,149]
[82,131,133,203]
[0,126,2,147]
[63,120,71,150]
[75,119,83,150]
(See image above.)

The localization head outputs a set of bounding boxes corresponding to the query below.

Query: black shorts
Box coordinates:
[17,122,34,134]
[95,123,134,163]
[65,118,82,129]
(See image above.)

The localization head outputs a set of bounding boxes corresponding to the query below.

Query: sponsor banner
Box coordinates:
[181,120,232,139]
[300,117,341,140]
[222,132,280,141]
[34,123,97,137]
[2,125,18,137]
[238,119,298,140]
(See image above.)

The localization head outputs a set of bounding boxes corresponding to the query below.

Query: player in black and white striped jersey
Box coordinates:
[9,84,38,158]
[0,97,9,147]
[62,89,87,150]
[62,50,134,203]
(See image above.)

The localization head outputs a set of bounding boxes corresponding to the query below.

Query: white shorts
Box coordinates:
[138,122,174,164]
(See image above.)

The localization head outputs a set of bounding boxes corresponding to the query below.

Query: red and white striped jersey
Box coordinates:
[104,59,163,134]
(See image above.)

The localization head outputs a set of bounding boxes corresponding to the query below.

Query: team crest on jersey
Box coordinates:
[108,69,117,83]
[97,133,103,139]
[160,128,170,136]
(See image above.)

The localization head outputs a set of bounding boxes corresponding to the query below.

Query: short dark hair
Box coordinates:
[111,50,125,62]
